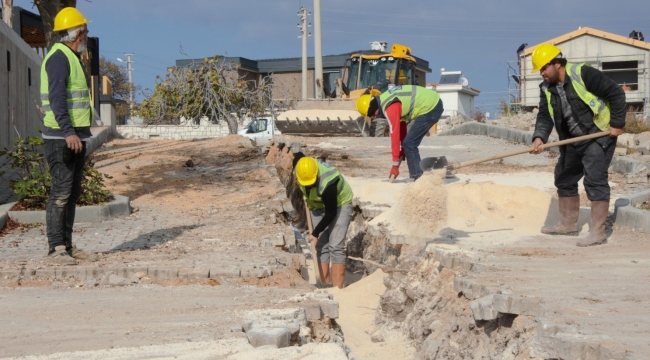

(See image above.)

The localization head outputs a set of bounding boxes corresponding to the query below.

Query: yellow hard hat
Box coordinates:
[531,43,561,73]
[356,94,373,116]
[296,157,318,186]
[53,7,90,32]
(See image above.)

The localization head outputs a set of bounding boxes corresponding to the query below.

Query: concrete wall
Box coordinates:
[116,123,231,140]
[271,70,312,101]
[0,19,43,150]
[438,92,459,118]
[521,35,649,113]
[458,93,474,118]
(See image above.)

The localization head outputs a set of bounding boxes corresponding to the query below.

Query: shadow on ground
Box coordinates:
[107,224,202,253]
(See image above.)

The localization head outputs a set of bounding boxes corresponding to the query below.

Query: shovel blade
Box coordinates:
[420,156,448,172]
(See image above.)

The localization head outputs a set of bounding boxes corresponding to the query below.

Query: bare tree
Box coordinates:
[2,0,13,27]
[28,0,77,49]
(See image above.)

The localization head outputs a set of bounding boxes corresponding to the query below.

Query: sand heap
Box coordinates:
[373,171,448,239]
[355,172,556,243]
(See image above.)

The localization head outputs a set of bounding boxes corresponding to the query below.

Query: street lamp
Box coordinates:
[117,55,134,114]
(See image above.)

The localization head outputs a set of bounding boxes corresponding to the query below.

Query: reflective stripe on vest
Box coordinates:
[40,43,92,129]
[300,162,354,210]
[542,62,610,131]
[378,85,440,122]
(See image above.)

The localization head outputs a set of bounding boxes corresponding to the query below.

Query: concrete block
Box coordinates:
[33,269,57,278]
[492,294,540,316]
[56,267,88,281]
[0,269,21,279]
[270,233,285,247]
[114,267,148,279]
[302,300,322,321]
[87,268,112,280]
[469,295,498,321]
[614,147,627,156]
[617,133,635,147]
[209,267,241,278]
[7,195,130,224]
[246,327,291,348]
[319,299,339,319]
[179,268,209,279]
[281,199,294,213]
[240,267,270,279]
[614,190,650,233]
[148,267,179,279]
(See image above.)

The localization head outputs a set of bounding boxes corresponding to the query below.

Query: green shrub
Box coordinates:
[0,136,113,210]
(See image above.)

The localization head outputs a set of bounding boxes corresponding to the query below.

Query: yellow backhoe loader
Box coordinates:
[274,44,420,136]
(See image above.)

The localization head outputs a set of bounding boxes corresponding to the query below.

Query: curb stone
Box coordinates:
[614,189,650,233]
[6,194,131,224]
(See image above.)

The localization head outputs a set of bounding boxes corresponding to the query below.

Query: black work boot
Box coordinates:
[541,196,580,235]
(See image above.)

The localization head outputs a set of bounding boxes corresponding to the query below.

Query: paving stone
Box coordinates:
[319,299,339,319]
[469,294,498,321]
[492,294,540,316]
[302,300,322,321]
[246,327,291,348]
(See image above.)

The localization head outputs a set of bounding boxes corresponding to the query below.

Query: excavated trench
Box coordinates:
[265,142,548,359]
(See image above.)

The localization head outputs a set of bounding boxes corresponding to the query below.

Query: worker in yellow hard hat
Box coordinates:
[295,156,353,288]
[529,43,626,247]
[356,85,444,181]
[41,7,97,265]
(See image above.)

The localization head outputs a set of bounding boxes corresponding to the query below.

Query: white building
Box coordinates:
[517,27,650,116]
[427,70,480,119]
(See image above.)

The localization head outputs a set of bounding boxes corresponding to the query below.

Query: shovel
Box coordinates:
[304,200,322,286]
[420,131,611,176]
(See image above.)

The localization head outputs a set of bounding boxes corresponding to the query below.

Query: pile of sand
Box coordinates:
[383,171,448,238]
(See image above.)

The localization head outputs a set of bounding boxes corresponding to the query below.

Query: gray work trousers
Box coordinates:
[310,204,353,265]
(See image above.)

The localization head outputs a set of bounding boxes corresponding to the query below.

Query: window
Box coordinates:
[28,68,32,86]
[6,51,10,72]
[602,61,639,90]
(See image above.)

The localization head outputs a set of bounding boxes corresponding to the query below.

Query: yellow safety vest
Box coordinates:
[40,43,92,129]
[542,62,610,131]
[300,162,353,210]
[379,85,440,122]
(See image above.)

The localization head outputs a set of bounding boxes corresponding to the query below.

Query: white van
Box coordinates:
[238,117,281,146]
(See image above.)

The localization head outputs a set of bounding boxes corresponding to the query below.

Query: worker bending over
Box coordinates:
[295,157,354,288]
[356,85,444,180]
[530,44,626,247]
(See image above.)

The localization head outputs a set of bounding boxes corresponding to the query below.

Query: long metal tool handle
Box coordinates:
[449,131,611,170]
[304,201,322,285]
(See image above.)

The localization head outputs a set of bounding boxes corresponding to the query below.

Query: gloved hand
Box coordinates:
[389,165,400,179]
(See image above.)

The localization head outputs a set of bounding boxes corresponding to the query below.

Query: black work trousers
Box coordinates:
[44,139,86,252]
[554,139,615,202]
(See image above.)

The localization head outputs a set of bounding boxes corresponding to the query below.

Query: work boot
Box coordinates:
[67,244,100,262]
[541,195,580,235]
[318,262,331,285]
[331,264,346,289]
[577,201,609,247]
[47,245,77,266]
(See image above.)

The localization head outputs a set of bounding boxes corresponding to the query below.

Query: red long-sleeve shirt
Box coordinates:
[384,101,407,165]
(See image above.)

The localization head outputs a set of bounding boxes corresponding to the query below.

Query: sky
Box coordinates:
[8,0,650,117]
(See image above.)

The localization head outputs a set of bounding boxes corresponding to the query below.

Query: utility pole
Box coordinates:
[313,0,323,99]
[297,6,311,99]
[124,53,134,113]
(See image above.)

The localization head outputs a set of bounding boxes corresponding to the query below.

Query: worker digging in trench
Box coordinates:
[294,155,354,289]
[529,43,626,247]
[356,85,444,181]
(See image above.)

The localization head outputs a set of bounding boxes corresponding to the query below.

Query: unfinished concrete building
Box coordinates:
[511,27,650,117]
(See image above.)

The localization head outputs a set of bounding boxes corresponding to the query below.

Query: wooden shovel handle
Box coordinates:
[304,200,322,285]
[449,131,611,170]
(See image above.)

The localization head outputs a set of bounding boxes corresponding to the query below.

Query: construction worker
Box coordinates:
[41,7,97,264]
[356,85,444,180]
[295,157,353,288]
[530,44,626,247]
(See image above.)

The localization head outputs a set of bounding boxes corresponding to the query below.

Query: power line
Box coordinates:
[323,29,544,41]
